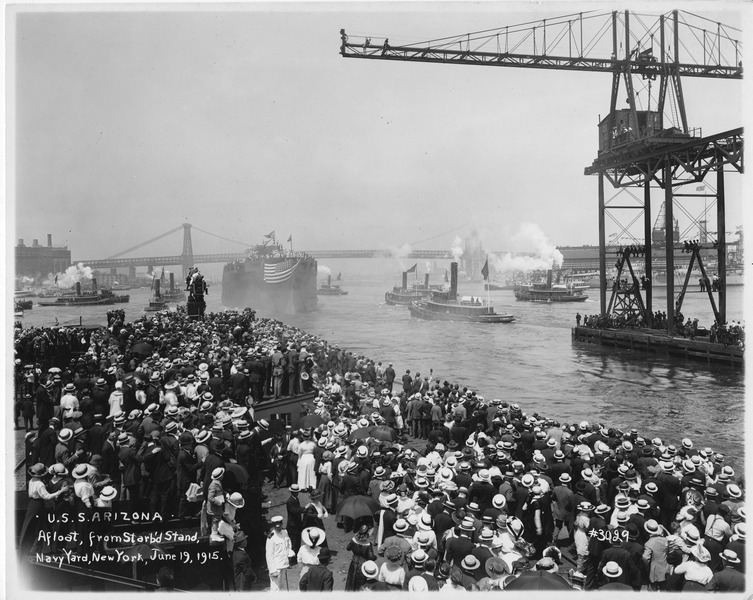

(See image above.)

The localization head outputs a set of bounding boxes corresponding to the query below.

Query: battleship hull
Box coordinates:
[222,255,318,314]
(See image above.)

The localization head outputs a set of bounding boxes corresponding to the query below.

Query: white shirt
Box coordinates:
[266,529,293,572]
[60,393,79,418]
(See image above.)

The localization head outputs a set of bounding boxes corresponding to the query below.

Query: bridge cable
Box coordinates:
[190,226,255,248]
[106,225,183,259]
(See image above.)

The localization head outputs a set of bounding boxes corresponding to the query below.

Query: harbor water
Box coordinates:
[16,274,746,472]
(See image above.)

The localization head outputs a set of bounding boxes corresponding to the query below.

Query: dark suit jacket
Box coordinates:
[445,535,474,566]
[286,495,303,532]
[101,440,121,483]
[299,564,333,591]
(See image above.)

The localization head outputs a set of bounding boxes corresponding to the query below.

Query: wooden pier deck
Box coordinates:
[572,326,744,368]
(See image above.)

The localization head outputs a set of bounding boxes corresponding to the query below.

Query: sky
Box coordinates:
[7,1,750,266]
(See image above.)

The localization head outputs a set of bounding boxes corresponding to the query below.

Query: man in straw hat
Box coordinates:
[707,549,745,592]
[599,561,632,590]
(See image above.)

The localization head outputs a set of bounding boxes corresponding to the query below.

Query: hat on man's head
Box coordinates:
[721,549,741,564]
[99,486,118,502]
[602,561,623,579]
[461,555,480,573]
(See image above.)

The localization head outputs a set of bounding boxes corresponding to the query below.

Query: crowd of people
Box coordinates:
[576,310,745,347]
[14,307,746,592]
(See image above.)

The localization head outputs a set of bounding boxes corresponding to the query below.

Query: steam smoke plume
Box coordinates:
[450,236,464,262]
[52,263,94,288]
[490,223,563,274]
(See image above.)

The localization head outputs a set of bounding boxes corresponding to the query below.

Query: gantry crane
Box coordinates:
[340,10,743,333]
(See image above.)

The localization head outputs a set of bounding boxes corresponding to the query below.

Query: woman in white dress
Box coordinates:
[297,430,317,491]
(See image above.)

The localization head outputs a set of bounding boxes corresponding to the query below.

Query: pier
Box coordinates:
[572,326,743,368]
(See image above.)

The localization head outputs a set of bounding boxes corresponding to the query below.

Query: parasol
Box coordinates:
[369,425,397,442]
[130,341,154,356]
[349,426,373,441]
[299,414,326,429]
[336,494,381,520]
[503,571,573,590]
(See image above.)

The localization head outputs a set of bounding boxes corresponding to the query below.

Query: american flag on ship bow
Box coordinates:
[263,258,300,283]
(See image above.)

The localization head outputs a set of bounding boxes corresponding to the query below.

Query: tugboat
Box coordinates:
[409,263,515,323]
[317,274,348,296]
[14,299,33,310]
[162,272,186,302]
[37,278,117,306]
[144,279,168,312]
[514,270,589,303]
[385,271,436,305]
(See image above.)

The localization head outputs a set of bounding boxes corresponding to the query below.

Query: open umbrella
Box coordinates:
[369,425,397,442]
[299,414,325,429]
[349,427,373,441]
[130,341,154,356]
[503,571,573,590]
[336,495,381,520]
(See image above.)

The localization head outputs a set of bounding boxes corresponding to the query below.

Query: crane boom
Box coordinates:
[340,10,742,79]
[340,40,742,79]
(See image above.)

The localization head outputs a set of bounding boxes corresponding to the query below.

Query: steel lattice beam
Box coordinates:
[342,44,743,80]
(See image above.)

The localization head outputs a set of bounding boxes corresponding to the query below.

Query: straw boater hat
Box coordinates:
[602,561,623,579]
[73,464,92,479]
[461,555,480,573]
[721,549,741,564]
[211,467,225,480]
[58,428,73,443]
[99,486,118,502]
[361,561,379,580]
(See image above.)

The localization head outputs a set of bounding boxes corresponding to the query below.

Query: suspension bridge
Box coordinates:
[73,223,483,279]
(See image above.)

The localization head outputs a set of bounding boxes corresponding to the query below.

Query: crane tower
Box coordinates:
[340,10,743,333]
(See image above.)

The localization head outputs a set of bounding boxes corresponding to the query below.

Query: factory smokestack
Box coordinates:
[47,234,52,247]
[424,273,430,288]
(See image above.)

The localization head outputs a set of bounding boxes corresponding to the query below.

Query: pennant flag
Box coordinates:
[444,270,449,283]
[337,272,342,280]
[264,230,275,239]
[54,274,58,284]
[696,185,706,192]
[481,259,490,281]
[287,235,292,243]
[406,263,417,274]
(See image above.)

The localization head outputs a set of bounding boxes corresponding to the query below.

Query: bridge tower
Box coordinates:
[182,223,194,281]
